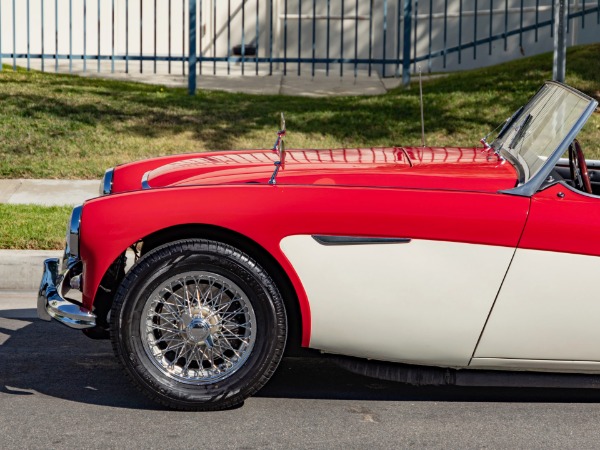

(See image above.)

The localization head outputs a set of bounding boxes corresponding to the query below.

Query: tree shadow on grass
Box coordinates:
[1,45,598,158]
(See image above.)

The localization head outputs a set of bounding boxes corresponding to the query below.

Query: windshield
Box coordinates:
[491,82,596,186]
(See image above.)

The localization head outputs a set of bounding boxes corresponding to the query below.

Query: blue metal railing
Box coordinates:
[0,0,599,95]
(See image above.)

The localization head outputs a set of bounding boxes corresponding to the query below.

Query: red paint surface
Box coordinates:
[111,152,211,193]
[80,184,529,346]
[519,183,600,256]
[144,147,517,193]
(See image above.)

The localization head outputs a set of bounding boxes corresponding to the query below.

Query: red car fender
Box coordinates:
[81,187,314,346]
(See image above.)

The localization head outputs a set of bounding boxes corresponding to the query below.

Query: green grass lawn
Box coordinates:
[1,44,599,180]
[1,44,599,249]
[0,204,71,249]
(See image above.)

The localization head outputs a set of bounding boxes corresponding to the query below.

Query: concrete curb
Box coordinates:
[0,250,61,291]
[0,290,37,317]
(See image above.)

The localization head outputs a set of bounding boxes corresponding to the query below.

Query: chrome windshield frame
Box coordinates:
[497,82,598,197]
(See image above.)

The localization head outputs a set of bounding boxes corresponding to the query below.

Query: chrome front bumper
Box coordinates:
[38,258,96,329]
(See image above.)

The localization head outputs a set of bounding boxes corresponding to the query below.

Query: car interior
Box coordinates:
[547,140,600,196]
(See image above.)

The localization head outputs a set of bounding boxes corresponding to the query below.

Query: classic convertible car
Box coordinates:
[39,81,599,410]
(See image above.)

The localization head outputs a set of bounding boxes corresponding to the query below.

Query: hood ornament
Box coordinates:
[269,113,287,185]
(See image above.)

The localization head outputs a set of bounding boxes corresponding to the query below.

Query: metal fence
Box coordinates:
[0,0,599,94]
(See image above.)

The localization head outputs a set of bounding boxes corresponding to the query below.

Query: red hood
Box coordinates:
[143,147,517,192]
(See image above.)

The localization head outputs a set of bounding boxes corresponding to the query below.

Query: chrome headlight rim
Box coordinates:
[67,204,83,259]
[100,167,114,196]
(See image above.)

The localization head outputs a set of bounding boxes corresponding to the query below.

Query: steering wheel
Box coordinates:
[568,139,592,194]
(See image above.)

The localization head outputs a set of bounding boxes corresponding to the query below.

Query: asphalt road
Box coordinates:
[3,293,600,449]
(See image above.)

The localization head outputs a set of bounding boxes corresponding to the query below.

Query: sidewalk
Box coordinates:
[10,59,402,97]
[0,179,99,206]
[90,70,396,97]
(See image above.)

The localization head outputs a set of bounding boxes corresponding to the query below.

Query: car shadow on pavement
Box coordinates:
[3,314,600,410]
[0,313,162,410]
[260,356,600,404]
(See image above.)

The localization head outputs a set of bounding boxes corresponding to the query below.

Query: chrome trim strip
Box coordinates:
[100,167,114,195]
[312,235,412,246]
[38,258,96,329]
[67,204,82,258]
[141,171,151,190]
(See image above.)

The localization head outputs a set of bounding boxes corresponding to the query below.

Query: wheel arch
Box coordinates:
[138,223,304,354]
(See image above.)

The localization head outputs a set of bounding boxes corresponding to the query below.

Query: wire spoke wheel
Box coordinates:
[141,271,257,384]
[111,239,287,410]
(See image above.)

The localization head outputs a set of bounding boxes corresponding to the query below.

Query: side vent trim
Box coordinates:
[312,235,412,246]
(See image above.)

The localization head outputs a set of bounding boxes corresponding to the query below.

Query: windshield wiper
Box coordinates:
[489,106,524,154]
[497,106,524,141]
[508,113,533,150]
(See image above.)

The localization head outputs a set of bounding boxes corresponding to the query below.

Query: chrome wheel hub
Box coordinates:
[140,271,256,385]
[185,316,212,343]
[182,305,220,344]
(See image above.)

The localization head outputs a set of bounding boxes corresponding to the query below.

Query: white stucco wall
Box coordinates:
[0,0,598,76]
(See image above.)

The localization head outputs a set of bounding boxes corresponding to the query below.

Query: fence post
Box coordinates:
[402,0,412,86]
[552,0,567,82]
[0,1,2,71]
[188,0,197,95]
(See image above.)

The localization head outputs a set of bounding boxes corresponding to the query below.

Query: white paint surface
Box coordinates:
[281,235,515,367]
[475,248,600,362]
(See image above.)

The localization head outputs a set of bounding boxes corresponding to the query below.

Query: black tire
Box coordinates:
[110,239,287,411]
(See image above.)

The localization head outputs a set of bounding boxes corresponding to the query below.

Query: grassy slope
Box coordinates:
[0,44,598,180]
[0,204,71,249]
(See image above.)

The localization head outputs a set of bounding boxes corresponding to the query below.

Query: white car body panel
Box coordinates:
[280,235,515,367]
[475,248,600,363]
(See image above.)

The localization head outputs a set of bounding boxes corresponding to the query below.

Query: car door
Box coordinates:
[473,183,600,371]
[279,187,529,368]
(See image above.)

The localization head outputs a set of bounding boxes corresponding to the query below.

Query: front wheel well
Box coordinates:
[139,224,304,354]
